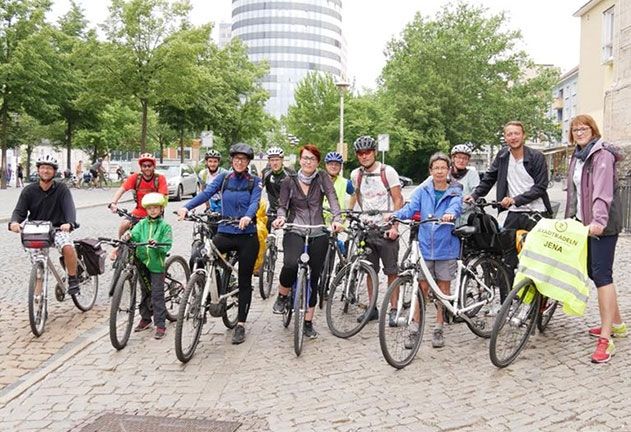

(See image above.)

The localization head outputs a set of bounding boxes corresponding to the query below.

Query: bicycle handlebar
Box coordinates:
[96,237,170,248]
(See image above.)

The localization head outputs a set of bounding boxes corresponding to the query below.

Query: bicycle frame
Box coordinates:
[28,249,67,295]
[197,236,238,313]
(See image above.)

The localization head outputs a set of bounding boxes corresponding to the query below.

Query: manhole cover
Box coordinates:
[80,413,241,432]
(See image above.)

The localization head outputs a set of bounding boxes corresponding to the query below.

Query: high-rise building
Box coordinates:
[231,0,346,118]
[217,22,233,48]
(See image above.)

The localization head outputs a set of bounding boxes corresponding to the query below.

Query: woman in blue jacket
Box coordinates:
[393,152,462,349]
[178,143,262,345]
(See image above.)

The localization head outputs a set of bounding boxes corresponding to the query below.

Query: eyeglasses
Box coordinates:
[356,150,373,157]
[141,164,153,168]
[571,127,591,134]
[233,156,249,162]
[431,166,449,171]
[300,155,317,162]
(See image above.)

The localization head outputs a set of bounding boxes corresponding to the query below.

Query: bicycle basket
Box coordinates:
[21,221,54,249]
[76,237,106,275]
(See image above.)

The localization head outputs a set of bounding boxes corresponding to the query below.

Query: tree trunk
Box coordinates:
[140,99,148,153]
[65,117,73,171]
[159,136,164,164]
[179,126,184,164]
[26,143,32,180]
[0,98,8,190]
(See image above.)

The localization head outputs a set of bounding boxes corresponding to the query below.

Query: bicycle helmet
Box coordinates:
[353,136,377,152]
[204,149,221,160]
[451,143,472,157]
[138,153,156,167]
[141,192,167,208]
[36,154,58,170]
[266,146,284,158]
[324,151,344,164]
[229,143,254,160]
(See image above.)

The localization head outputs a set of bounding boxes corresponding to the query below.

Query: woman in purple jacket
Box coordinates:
[564,114,625,364]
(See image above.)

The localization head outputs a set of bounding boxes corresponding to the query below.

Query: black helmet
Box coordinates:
[229,143,254,160]
[353,136,377,152]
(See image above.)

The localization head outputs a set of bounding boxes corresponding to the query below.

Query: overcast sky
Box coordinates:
[51,0,580,90]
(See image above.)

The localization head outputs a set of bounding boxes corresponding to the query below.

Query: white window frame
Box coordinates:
[602,6,614,63]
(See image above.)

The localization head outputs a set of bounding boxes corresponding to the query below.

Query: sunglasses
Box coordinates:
[141,164,154,168]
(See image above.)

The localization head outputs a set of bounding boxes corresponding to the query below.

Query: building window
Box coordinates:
[602,6,614,62]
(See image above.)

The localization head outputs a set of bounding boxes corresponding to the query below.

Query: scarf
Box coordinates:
[451,167,468,180]
[298,169,317,185]
[574,137,598,162]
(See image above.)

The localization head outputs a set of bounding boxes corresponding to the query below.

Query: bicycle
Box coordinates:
[21,221,99,337]
[174,213,240,363]
[317,230,349,309]
[277,223,328,357]
[107,206,140,297]
[325,210,384,339]
[98,237,189,350]
[259,212,279,300]
[378,217,511,369]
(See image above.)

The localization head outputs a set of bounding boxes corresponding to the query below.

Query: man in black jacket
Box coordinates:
[9,155,81,294]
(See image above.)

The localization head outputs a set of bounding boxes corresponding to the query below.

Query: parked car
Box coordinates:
[155,164,198,201]
[399,175,413,188]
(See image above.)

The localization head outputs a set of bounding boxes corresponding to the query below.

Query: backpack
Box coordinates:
[76,238,106,275]
[355,164,392,209]
[220,172,255,194]
[132,173,161,202]
[466,212,500,251]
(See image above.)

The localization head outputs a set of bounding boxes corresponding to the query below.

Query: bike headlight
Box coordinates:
[299,253,310,263]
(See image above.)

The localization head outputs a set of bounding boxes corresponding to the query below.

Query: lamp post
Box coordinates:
[335,80,350,160]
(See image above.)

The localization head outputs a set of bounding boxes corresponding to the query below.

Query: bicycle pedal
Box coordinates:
[55,285,65,302]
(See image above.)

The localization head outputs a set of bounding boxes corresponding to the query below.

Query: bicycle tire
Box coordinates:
[293,269,307,356]
[537,297,559,333]
[258,243,276,300]
[109,246,128,297]
[460,255,510,338]
[489,278,541,368]
[378,275,425,369]
[325,261,378,339]
[164,255,190,322]
[109,271,137,350]
[28,262,47,337]
[282,293,293,328]
[221,257,239,329]
[175,272,205,363]
[318,244,336,309]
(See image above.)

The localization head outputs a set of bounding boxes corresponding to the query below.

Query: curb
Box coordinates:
[0,198,133,224]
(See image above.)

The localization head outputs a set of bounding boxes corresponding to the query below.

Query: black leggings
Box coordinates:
[279,232,328,308]
[212,232,259,322]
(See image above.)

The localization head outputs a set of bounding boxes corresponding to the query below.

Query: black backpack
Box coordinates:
[467,212,500,251]
[76,238,106,275]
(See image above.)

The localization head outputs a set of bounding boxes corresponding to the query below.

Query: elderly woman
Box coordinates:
[564,114,625,364]
[272,144,343,339]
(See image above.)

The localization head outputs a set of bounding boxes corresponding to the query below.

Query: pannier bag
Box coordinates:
[76,238,106,275]
[21,221,54,249]
[466,212,500,251]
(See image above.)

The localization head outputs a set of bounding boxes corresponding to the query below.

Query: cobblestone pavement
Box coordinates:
[2,183,630,431]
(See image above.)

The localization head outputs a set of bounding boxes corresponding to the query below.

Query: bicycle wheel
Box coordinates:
[258,242,276,300]
[28,262,48,337]
[459,255,510,338]
[164,255,190,322]
[325,261,378,339]
[109,271,137,350]
[378,275,426,369]
[537,297,559,333]
[71,271,99,312]
[489,278,541,368]
[175,272,205,363]
[293,269,307,356]
[318,244,335,309]
[109,246,128,297]
[282,293,293,328]
[221,258,239,329]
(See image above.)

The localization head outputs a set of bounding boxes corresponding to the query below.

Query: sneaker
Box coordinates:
[356,307,379,323]
[591,337,615,363]
[232,325,246,345]
[432,327,444,348]
[588,323,628,338]
[272,295,289,314]
[304,323,318,339]
[154,327,166,340]
[67,276,80,296]
[404,323,420,349]
[388,309,397,327]
[134,319,152,332]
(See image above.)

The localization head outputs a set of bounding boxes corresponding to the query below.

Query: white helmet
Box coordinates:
[36,154,58,169]
[450,143,472,157]
[266,146,284,158]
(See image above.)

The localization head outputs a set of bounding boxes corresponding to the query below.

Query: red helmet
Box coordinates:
[138,153,156,167]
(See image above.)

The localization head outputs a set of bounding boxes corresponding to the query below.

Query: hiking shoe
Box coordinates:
[134,319,152,332]
[432,327,444,348]
[232,325,246,345]
[67,276,80,296]
[591,337,615,363]
[588,323,628,338]
[304,323,318,339]
[388,309,397,327]
[404,323,420,349]
[272,295,289,314]
[154,327,166,340]
[356,307,379,323]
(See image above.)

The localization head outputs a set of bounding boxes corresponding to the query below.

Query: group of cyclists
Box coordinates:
[9,115,625,363]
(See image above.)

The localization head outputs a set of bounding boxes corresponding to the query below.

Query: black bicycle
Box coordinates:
[259,212,279,300]
[107,206,140,297]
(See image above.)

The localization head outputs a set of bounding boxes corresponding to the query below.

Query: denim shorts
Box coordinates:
[587,235,618,288]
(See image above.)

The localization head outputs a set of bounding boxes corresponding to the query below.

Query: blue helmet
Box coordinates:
[324,151,344,163]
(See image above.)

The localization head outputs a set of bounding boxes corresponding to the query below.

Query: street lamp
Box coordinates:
[335,80,350,161]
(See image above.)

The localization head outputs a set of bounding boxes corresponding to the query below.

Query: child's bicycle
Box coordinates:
[98,237,189,350]
[107,206,140,296]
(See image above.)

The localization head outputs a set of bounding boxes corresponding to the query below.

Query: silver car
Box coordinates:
[156,164,198,201]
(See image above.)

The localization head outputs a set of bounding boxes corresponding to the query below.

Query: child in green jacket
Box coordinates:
[129,193,172,339]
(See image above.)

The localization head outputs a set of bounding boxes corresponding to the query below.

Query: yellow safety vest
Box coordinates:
[515,218,589,316]
[324,175,348,225]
